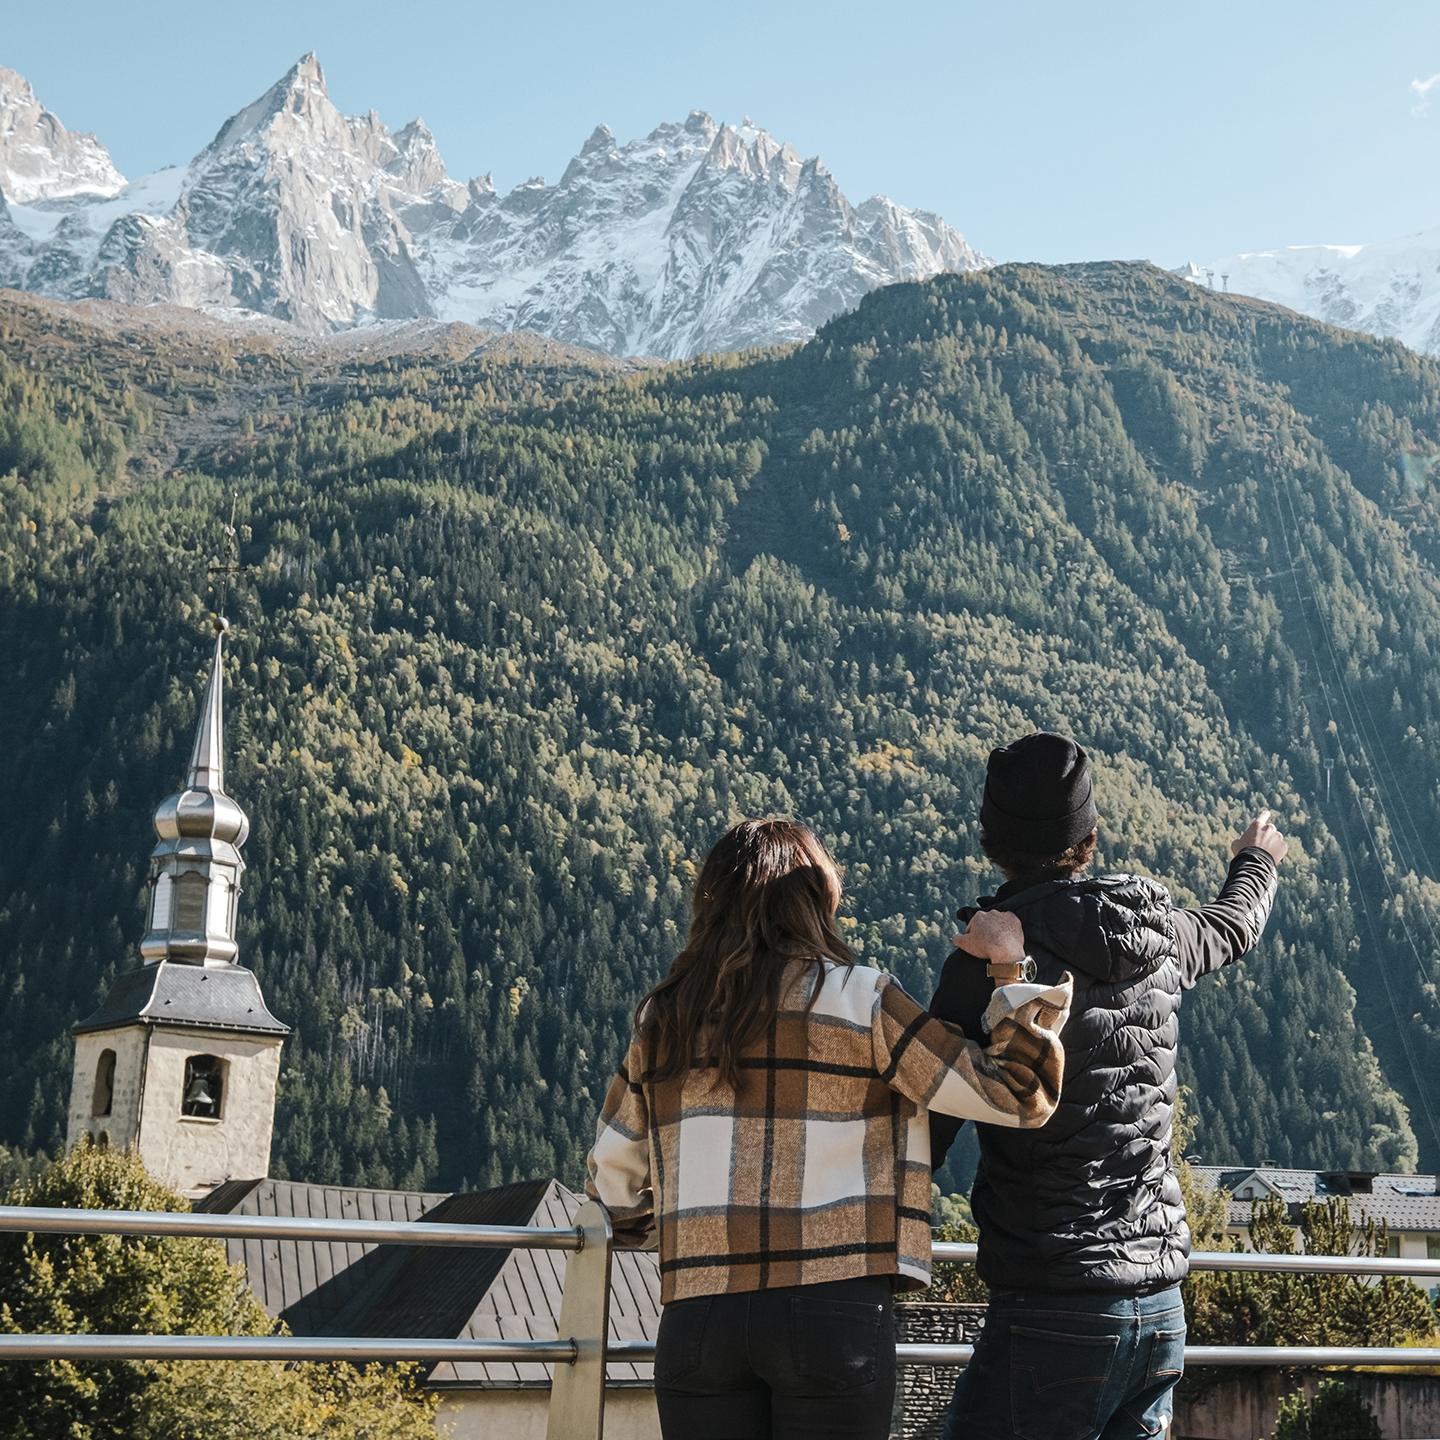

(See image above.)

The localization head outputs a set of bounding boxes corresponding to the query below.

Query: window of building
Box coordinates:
[150,874,172,929]
[92,1049,116,1117]
[1428,1235,1440,1261]
[173,872,208,931]
[1383,1234,1401,1258]
[181,1054,224,1119]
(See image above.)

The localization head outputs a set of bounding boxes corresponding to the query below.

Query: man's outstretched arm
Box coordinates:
[1173,810,1286,990]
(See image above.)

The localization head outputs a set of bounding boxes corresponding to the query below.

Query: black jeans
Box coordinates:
[654,1275,896,1440]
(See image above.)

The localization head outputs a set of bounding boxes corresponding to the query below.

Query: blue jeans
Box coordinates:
[942,1287,1185,1440]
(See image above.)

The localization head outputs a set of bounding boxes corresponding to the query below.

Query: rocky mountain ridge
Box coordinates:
[0,55,987,356]
[0,67,125,204]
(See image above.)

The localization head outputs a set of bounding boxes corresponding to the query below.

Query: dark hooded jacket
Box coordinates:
[929,848,1278,1294]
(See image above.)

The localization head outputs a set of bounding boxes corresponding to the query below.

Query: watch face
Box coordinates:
[1020,958,1037,982]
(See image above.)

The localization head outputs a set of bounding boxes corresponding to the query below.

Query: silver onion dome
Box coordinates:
[139,617,249,966]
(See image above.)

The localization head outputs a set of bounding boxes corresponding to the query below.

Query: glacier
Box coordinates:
[1182,228,1440,357]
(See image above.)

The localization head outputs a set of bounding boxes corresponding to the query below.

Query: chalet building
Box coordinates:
[64,617,663,1440]
[1193,1164,1440,1294]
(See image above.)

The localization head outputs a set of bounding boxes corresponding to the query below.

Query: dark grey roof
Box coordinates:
[199,1175,660,1389]
[197,1177,447,1334]
[320,1181,552,1350]
[1193,1165,1440,1234]
[422,1178,660,1389]
[74,962,288,1037]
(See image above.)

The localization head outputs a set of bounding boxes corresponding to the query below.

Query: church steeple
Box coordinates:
[140,616,250,966]
[67,602,287,1197]
[186,619,230,794]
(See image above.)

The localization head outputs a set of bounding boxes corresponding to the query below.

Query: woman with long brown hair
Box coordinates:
[587,818,1071,1440]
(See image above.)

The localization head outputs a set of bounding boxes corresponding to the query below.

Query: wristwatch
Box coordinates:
[986,957,1037,984]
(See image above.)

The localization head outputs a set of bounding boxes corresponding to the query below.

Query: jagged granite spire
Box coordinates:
[0,57,988,353]
[139,617,249,965]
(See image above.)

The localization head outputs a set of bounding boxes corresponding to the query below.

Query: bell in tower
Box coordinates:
[65,614,288,1198]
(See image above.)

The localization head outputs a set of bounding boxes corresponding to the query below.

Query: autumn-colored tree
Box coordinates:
[0,1143,436,1440]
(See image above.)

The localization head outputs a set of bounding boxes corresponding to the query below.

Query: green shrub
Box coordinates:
[1273,1377,1381,1440]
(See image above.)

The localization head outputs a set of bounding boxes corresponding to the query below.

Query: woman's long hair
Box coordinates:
[637,818,855,1089]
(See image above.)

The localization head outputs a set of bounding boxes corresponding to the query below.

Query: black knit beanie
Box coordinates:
[980,732,1098,856]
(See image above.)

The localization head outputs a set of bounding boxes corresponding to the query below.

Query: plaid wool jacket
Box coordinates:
[586,961,1071,1303]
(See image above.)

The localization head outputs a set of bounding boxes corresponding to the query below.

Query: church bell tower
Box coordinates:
[66,616,288,1198]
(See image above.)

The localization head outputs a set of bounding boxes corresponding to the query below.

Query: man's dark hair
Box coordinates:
[981,827,1099,883]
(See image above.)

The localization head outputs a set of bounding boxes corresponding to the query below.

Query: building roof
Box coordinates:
[74,962,289,1037]
[1193,1165,1440,1235]
[196,1177,447,1333]
[198,1175,659,1388]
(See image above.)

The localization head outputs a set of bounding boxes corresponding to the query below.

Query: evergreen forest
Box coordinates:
[3,262,1440,1195]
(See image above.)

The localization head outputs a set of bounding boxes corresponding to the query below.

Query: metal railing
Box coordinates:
[1,1205,1439,1439]
[0,1200,614,1440]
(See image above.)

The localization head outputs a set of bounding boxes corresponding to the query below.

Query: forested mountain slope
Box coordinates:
[3,262,1439,1194]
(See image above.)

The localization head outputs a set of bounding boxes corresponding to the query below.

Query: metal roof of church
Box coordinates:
[73,962,289,1036]
[197,1174,659,1388]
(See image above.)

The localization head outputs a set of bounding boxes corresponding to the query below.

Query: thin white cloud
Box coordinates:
[1411,73,1440,116]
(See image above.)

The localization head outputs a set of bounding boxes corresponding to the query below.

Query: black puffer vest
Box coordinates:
[966,874,1190,1294]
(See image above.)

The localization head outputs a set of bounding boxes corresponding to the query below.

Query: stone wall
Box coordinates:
[136,1027,282,1197]
[892,1302,987,1439]
[1176,1370,1440,1440]
[68,1027,148,1152]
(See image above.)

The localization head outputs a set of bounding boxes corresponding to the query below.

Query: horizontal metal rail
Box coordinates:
[0,1334,575,1363]
[6,1212,1431,1275]
[932,1240,1440,1279]
[0,1205,583,1250]
[608,1340,1440,1369]
[2,1335,1435,1368]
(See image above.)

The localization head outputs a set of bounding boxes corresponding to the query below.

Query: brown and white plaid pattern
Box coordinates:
[587,962,1071,1303]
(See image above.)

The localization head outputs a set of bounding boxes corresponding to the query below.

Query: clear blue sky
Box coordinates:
[10,0,1440,264]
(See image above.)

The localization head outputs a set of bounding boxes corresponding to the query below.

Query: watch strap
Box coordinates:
[986,957,1036,984]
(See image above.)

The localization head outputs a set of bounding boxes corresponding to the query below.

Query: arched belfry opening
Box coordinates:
[92,1049,116,1117]
[182,1055,225,1119]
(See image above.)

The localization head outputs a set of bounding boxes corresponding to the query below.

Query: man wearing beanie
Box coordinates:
[931,731,1285,1440]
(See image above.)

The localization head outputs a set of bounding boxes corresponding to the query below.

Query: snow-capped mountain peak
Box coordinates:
[0,66,126,203]
[1187,228,1440,356]
[580,123,615,155]
[0,57,990,355]
[205,52,331,154]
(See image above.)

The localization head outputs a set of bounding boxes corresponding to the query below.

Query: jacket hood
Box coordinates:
[971,873,1174,984]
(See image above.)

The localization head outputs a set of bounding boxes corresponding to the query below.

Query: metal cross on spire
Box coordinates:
[206,490,248,627]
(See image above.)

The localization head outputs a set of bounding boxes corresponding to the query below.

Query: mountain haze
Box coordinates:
[1189,225,1440,357]
[3,262,1440,1195]
[0,55,987,356]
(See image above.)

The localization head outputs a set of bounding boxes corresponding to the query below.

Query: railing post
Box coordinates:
[546,1199,613,1440]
